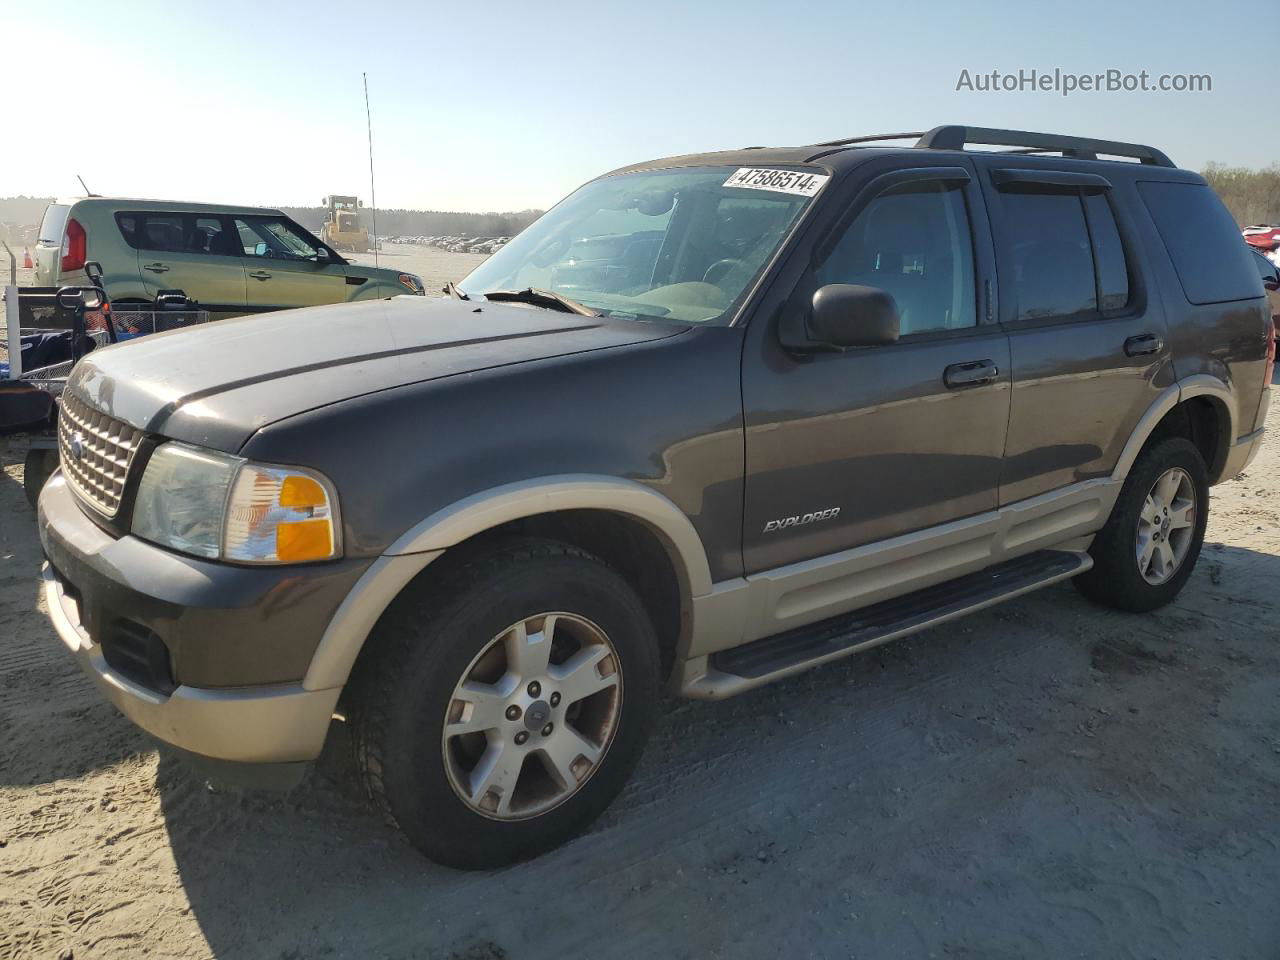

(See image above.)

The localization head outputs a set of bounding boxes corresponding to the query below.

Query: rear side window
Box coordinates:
[39,204,71,244]
[1138,181,1261,305]
[1001,190,1096,321]
[117,213,237,256]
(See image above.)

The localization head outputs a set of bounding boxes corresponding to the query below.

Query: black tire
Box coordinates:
[1074,437,1209,612]
[348,537,660,869]
[23,449,58,511]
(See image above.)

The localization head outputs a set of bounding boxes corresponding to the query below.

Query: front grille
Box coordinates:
[58,392,144,517]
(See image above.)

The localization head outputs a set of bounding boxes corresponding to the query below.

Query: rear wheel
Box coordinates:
[1074,437,1208,612]
[348,538,660,869]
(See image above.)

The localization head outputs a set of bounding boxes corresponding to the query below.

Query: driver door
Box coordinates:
[742,163,1011,574]
[235,215,349,310]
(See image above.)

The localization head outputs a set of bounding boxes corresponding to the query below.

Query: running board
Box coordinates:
[682,550,1092,699]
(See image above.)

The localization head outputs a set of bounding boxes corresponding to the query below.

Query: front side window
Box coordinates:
[236,217,319,259]
[458,165,824,324]
[817,180,976,335]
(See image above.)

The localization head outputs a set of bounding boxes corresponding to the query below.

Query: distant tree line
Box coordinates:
[281,206,544,239]
[0,196,545,246]
[1200,165,1280,226]
[9,166,1280,246]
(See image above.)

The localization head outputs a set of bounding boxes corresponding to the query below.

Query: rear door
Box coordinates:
[975,162,1175,504]
[234,215,349,310]
[123,212,248,313]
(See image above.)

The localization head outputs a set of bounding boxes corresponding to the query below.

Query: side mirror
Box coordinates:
[312,247,330,263]
[254,241,269,258]
[808,284,900,348]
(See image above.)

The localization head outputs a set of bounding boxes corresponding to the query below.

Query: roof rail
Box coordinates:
[815,131,927,148]
[915,125,1175,167]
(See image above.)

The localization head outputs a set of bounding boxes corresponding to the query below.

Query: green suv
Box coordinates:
[33,197,424,316]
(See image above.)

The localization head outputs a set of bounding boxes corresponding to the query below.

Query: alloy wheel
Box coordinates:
[1136,466,1197,585]
[441,612,623,820]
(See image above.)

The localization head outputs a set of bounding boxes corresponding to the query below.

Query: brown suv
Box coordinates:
[37,126,1272,868]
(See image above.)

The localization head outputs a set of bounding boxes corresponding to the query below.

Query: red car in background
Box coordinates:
[1251,249,1280,374]
[1244,224,1280,250]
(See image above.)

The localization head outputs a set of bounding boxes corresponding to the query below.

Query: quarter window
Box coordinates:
[1139,181,1262,305]
[817,180,976,335]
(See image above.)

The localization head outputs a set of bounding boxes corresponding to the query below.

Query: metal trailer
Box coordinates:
[2,270,209,506]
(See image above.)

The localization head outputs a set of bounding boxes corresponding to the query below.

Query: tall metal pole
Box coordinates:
[363,72,379,267]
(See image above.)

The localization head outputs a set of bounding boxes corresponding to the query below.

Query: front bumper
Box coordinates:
[38,473,347,763]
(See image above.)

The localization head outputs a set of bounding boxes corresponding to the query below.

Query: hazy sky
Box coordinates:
[2,0,1273,213]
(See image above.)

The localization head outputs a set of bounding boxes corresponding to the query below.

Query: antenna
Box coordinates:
[76,174,92,196]
[363,72,379,267]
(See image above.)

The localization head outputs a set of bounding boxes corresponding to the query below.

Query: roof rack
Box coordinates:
[809,125,1175,167]
[915,125,1175,167]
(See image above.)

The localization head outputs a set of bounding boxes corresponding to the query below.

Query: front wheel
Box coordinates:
[1074,437,1209,612]
[348,539,660,869]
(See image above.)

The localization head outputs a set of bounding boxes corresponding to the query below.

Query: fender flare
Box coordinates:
[303,475,712,691]
[1111,375,1237,483]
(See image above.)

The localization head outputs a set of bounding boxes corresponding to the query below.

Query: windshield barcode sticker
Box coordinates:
[723,168,829,197]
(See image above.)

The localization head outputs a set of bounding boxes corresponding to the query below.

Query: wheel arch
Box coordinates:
[303,476,711,692]
[1113,377,1237,485]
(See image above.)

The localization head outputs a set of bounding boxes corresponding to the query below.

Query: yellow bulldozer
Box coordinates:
[320,195,371,252]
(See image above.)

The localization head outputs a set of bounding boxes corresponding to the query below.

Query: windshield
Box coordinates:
[458,165,827,324]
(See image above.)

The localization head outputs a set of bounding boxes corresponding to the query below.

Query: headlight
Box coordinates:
[131,442,340,564]
[397,273,425,295]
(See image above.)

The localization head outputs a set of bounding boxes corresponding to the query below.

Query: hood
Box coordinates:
[67,296,686,451]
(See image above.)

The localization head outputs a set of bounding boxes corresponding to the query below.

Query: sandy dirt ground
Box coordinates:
[1,370,1278,958]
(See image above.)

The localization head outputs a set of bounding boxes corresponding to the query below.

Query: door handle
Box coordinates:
[1124,333,1163,357]
[143,262,169,273]
[943,359,999,388]
[248,271,272,280]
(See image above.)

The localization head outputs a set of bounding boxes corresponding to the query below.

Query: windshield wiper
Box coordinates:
[443,280,469,301]
[481,287,597,317]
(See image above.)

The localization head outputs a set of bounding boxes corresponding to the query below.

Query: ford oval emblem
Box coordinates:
[70,431,85,460]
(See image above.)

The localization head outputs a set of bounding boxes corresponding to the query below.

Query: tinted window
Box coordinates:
[119,213,236,255]
[1083,193,1130,311]
[1002,190,1096,321]
[818,180,976,335]
[1251,248,1280,289]
[188,216,234,256]
[138,215,185,252]
[1139,181,1262,305]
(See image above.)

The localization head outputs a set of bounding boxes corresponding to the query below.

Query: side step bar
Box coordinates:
[684,550,1092,699]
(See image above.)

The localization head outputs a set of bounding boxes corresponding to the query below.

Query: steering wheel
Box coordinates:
[702,259,745,286]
